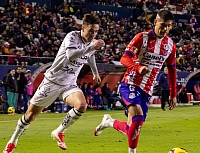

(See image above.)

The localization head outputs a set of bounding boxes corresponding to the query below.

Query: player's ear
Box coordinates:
[81,25,84,31]
[82,24,86,32]
[154,19,157,26]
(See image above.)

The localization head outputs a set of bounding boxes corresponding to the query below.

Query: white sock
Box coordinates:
[56,108,82,133]
[128,148,136,153]
[9,115,30,145]
[107,118,114,127]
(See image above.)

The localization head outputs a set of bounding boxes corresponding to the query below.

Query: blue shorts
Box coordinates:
[119,82,151,121]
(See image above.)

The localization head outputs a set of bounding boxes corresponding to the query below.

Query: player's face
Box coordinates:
[154,18,173,38]
[82,24,99,42]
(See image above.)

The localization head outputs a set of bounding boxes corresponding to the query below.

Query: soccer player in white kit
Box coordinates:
[3,13,105,153]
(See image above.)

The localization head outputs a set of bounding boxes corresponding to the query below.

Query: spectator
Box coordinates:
[101,82,112,109]
[93,84,101,108]
[1,69,11,101]
[194,82,200,101]
[190,15,197,28]
[2,42,11,55]
[159,67,170,111]
[81,82,88,99]
[24,69,34,112]
[15,66,27,114]
[5,69,18,108]
[86,82,94,108]
[178,86,188,103]
[176,54,186,71]
[0,93,7,114]
[197,55,200,65]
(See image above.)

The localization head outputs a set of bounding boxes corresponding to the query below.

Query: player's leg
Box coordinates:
[4,79,58,153]
[94,106,127,136]
[94,83,129,136]
[94,101,128,136]
[94,114,115,136]
[161,90,166,110]
[127,89,151,153]
[51,89,87,150]
[112,83,146,153]
[3,103,44,153]
[127,104,144,153]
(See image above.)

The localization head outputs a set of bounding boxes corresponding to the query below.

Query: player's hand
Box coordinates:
[169,97,177,110]
[93,74,101,84]
[139,66,149,76]
[93,39,105,50]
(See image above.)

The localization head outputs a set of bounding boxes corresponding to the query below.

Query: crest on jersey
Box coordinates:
[163,44,169,55]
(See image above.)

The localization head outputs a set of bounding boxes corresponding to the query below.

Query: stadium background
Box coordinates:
[0,0,200,101]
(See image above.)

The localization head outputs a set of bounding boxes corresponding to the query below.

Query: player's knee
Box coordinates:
[74,101,87,112]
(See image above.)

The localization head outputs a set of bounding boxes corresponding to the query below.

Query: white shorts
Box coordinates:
[30,78,82,107]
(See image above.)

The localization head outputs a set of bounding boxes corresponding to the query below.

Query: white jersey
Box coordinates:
[45,31,97,86]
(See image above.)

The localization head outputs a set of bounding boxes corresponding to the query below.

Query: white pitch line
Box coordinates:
[0,112,124,123]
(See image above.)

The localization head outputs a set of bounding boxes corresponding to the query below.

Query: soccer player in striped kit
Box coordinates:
[94,10,177,153]
[4,13,105,153]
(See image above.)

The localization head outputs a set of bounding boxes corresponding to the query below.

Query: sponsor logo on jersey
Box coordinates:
[62,65,75,75]
[141,59,162,68]
[143,52,165,62]
[70,60,82,67]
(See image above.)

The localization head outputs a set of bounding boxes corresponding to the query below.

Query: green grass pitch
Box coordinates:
[0,106,200,153]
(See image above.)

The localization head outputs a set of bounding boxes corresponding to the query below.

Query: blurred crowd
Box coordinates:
[87,0,200,15]
[0,0,199,72]
[78,82,122,110]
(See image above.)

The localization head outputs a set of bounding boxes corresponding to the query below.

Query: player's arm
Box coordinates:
[64,33,94,60]
[87,54,101,83]
[120,32,148,75]
[64,32,104,60]
[165,42,177,110]
[166,43,177,98]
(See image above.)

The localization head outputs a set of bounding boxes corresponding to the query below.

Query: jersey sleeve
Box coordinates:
[120,32,143,73]
[87,54,99,76]
[63,32,94,60]
[165,42,177,98]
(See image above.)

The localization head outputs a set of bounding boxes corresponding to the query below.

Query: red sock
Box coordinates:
[128,115,144,149]
[113,120,129,135]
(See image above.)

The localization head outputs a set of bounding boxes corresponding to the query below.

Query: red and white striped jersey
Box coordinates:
[120,30,176,97]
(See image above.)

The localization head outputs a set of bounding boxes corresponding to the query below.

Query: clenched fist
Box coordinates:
[93,39,105,50]
[139,66,150,76]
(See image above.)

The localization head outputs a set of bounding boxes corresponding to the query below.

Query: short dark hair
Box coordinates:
[82,13,101,25]
[158,10,174,21]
